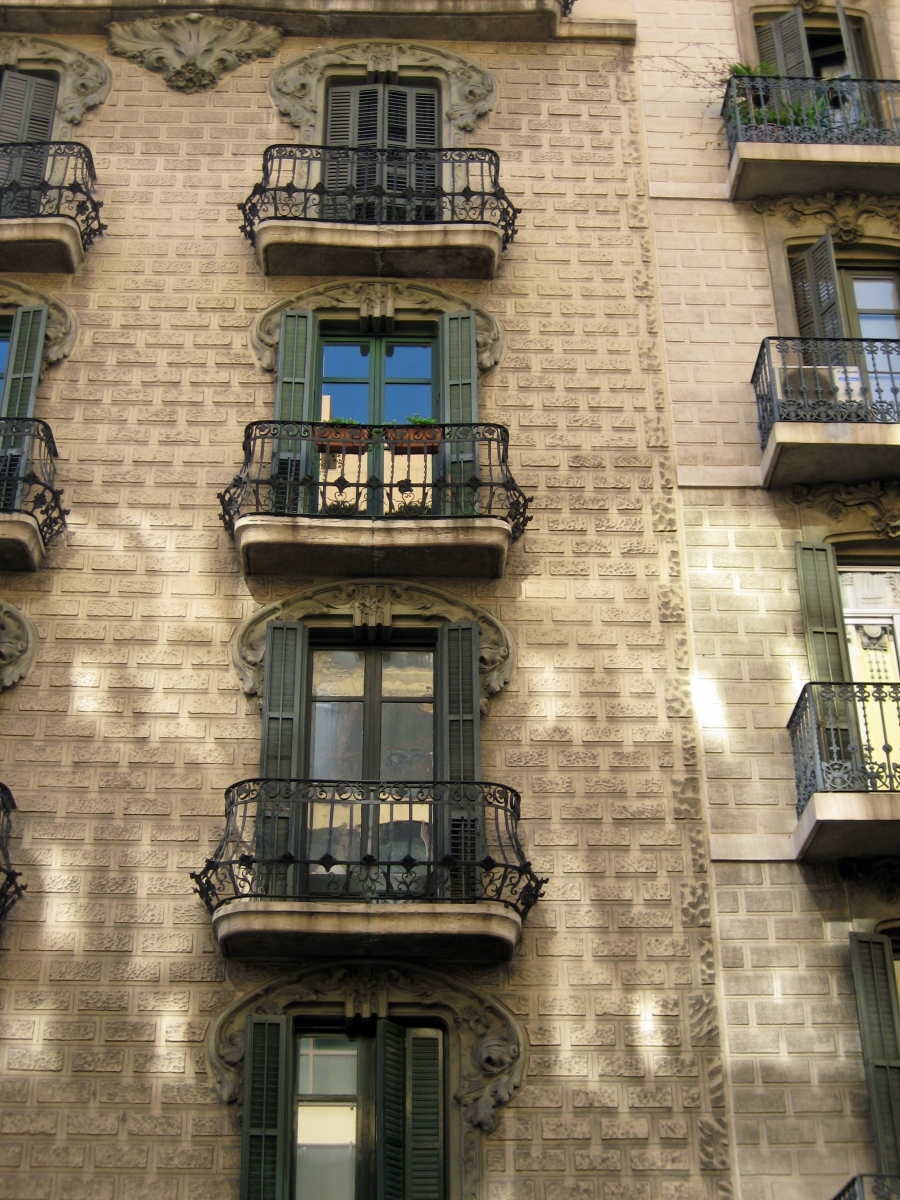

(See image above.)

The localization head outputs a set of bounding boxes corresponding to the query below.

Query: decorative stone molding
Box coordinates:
[752,191,900,244]
[251,280,503,373]
[0,37,111,138]
[108,14,281,93]
[233,580,514,714]
[0,282,76,369]
[270,43,496,146]
[791,480,900,539]
[840,857,900,900]
[0,599,37,691]
[207,960,525,1131]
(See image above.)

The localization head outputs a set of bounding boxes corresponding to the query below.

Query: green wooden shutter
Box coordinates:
[836,0,866,78]
[377,1019,406,1200]
[0,305,47,420]
[241,1014,291,1200]
[790,234,846,339]
[795,542,850,682]
[439,312,478,425]
[260,621,308,778]
[275,310,316,423]
[407,1029,443,1200]
[850,932,900,1172]
[756,9,813,75]
[438,621,481,781]
[0,71,57,142]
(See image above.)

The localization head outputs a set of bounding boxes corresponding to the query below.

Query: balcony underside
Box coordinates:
[0,217,84,273]
[761,422,900,487]
[255,220,503,279]
[727,143,900,201]
[233,515,511,578]
[793,791,900,862]
[211,899,521,961]
[0,513,45,571]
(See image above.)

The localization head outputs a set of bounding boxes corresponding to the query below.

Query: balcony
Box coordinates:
[0,418,67,571]
[753,337,900,487]
[218,421,530,578]
[722,76,900,199]
[0,784,24,922]
[789,682,900,860]
[238,146,518,278]
[191,778,544,961]
[831,1179,900,1200]
[0,143,105,272]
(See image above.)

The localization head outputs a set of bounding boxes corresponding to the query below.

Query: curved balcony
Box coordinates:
[753,337,900,486]
[0,142,105,272]
[238,145,519,278]
[723,76,900,199]
[789,682,900,860]
[0,418,67,571]
[191,778,544,961]
[218,421,530,577]
[0,784,24,922]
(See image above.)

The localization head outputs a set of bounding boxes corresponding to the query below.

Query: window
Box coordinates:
[326,82,439,150]
[320,338,435,426]
[0,305,48,510]
[0,70,58,216]
[243,1016,444,1200]
[755,3,869,77]
[850,932,900,1172]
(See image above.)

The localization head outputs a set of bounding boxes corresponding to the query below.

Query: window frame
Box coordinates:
[316,330,439,426]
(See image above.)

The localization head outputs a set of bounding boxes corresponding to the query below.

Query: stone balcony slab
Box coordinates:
[760,422,900,488]
[727,143,900,201]
[793,791,900,862]
[0,512,46,572]
[0,217,84,273]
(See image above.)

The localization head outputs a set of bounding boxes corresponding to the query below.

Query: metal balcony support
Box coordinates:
[191,778,545,922]
[0,418,67,547]
[0,783,24,922]
[238,145,519,248]
[0,142,105,249]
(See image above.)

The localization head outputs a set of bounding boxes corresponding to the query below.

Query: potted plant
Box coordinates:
[385,414,443,456]
[313,417,369,456]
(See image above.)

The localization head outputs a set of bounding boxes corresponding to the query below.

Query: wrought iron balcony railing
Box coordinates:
[238,145,519,248]
[218,421,531,541]
[191,778,545,922]
[789,682,900,816]
[0,418,67,547]
[831,1178,900,1200]
[723,76,900,157]
[0,783,24,921]
[753,337,900,449]
[0,142,105,249]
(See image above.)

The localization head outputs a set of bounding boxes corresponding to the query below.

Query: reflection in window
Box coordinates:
[295,1035,357,1200]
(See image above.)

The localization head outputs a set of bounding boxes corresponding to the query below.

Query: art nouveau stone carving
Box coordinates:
[233,580,514,713]
[791,480,900,539]
[0,282,76,369]
[0,599,37,691]
[0,37,111,138]
[251,280,504,373]
[108,14,281,93]
[753,191,900,244]
[270,43,496,145]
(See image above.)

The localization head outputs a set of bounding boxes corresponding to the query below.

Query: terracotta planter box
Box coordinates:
[386,427,443,456]
[313,424,369,455]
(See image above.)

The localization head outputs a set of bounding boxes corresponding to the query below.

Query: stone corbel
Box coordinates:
[0,599,37,691]
[0,37,111,138]
[232,580,514,714]
[109,14,281,93]
[250,280,504,373]
[0,281,77,370]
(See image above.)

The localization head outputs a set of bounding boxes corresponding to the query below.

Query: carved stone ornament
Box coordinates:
[0,281,76,370]
[0,599,37,691]
[108,14,281,94]
[233,580,514,714]
[840,857,900,900]
[752,192,900,244]
[208,960,525,1131]
[251,280,503,374]
[791,480,900,540]
[0,37,111,138]
[270,43,496,146]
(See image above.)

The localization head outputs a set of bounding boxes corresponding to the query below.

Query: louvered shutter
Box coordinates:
[795,542,850,682]
[326,86,355,146]
[241,1015,291,1200]
[438,622,483,900]
[0,71,57,142]
[260,621,307,778]
[439,312,478,517]
[757,9,813,75]
[850,933,900,1172]
[790,234,846,338]
[408,1029,443,1200]
[273,310,316,516]
[1,305,47,420]
[377,1019,406,1200]
[836,0,866,78]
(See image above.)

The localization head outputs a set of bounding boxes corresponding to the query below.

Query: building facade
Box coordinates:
[0,2,898,1200]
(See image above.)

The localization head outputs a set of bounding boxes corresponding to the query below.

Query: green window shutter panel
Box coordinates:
[259,622,308,779]
[439,312,478,425]
[789,233,845,338]
[795,543,850,682]
[757,8,813,75]
[1,305,47,420]
[836,0,866,77]
[0,70,57,143]
[241,1014,291,1200]
[407,1029,443,1200]
[275,310,316,423]
[438,621,481,781]
[377,1019,406,1200]
[850,933,900,1172]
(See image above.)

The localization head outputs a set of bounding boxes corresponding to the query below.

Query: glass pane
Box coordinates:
[295,1106,356,1200]
[312,651,365,698]
[858,313,900,340]
[323,343,370,378]
[307,801,361,872]
[384,383,433,424]
[311,702,363,779]
[297,1036,357,1096]
[385,344,432,379]
[854,278,900,311]
[0,336,10,383]
[382,650,434,697]
[381,701,433,778]
[325,384,370,425]
[379,802,433,865]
